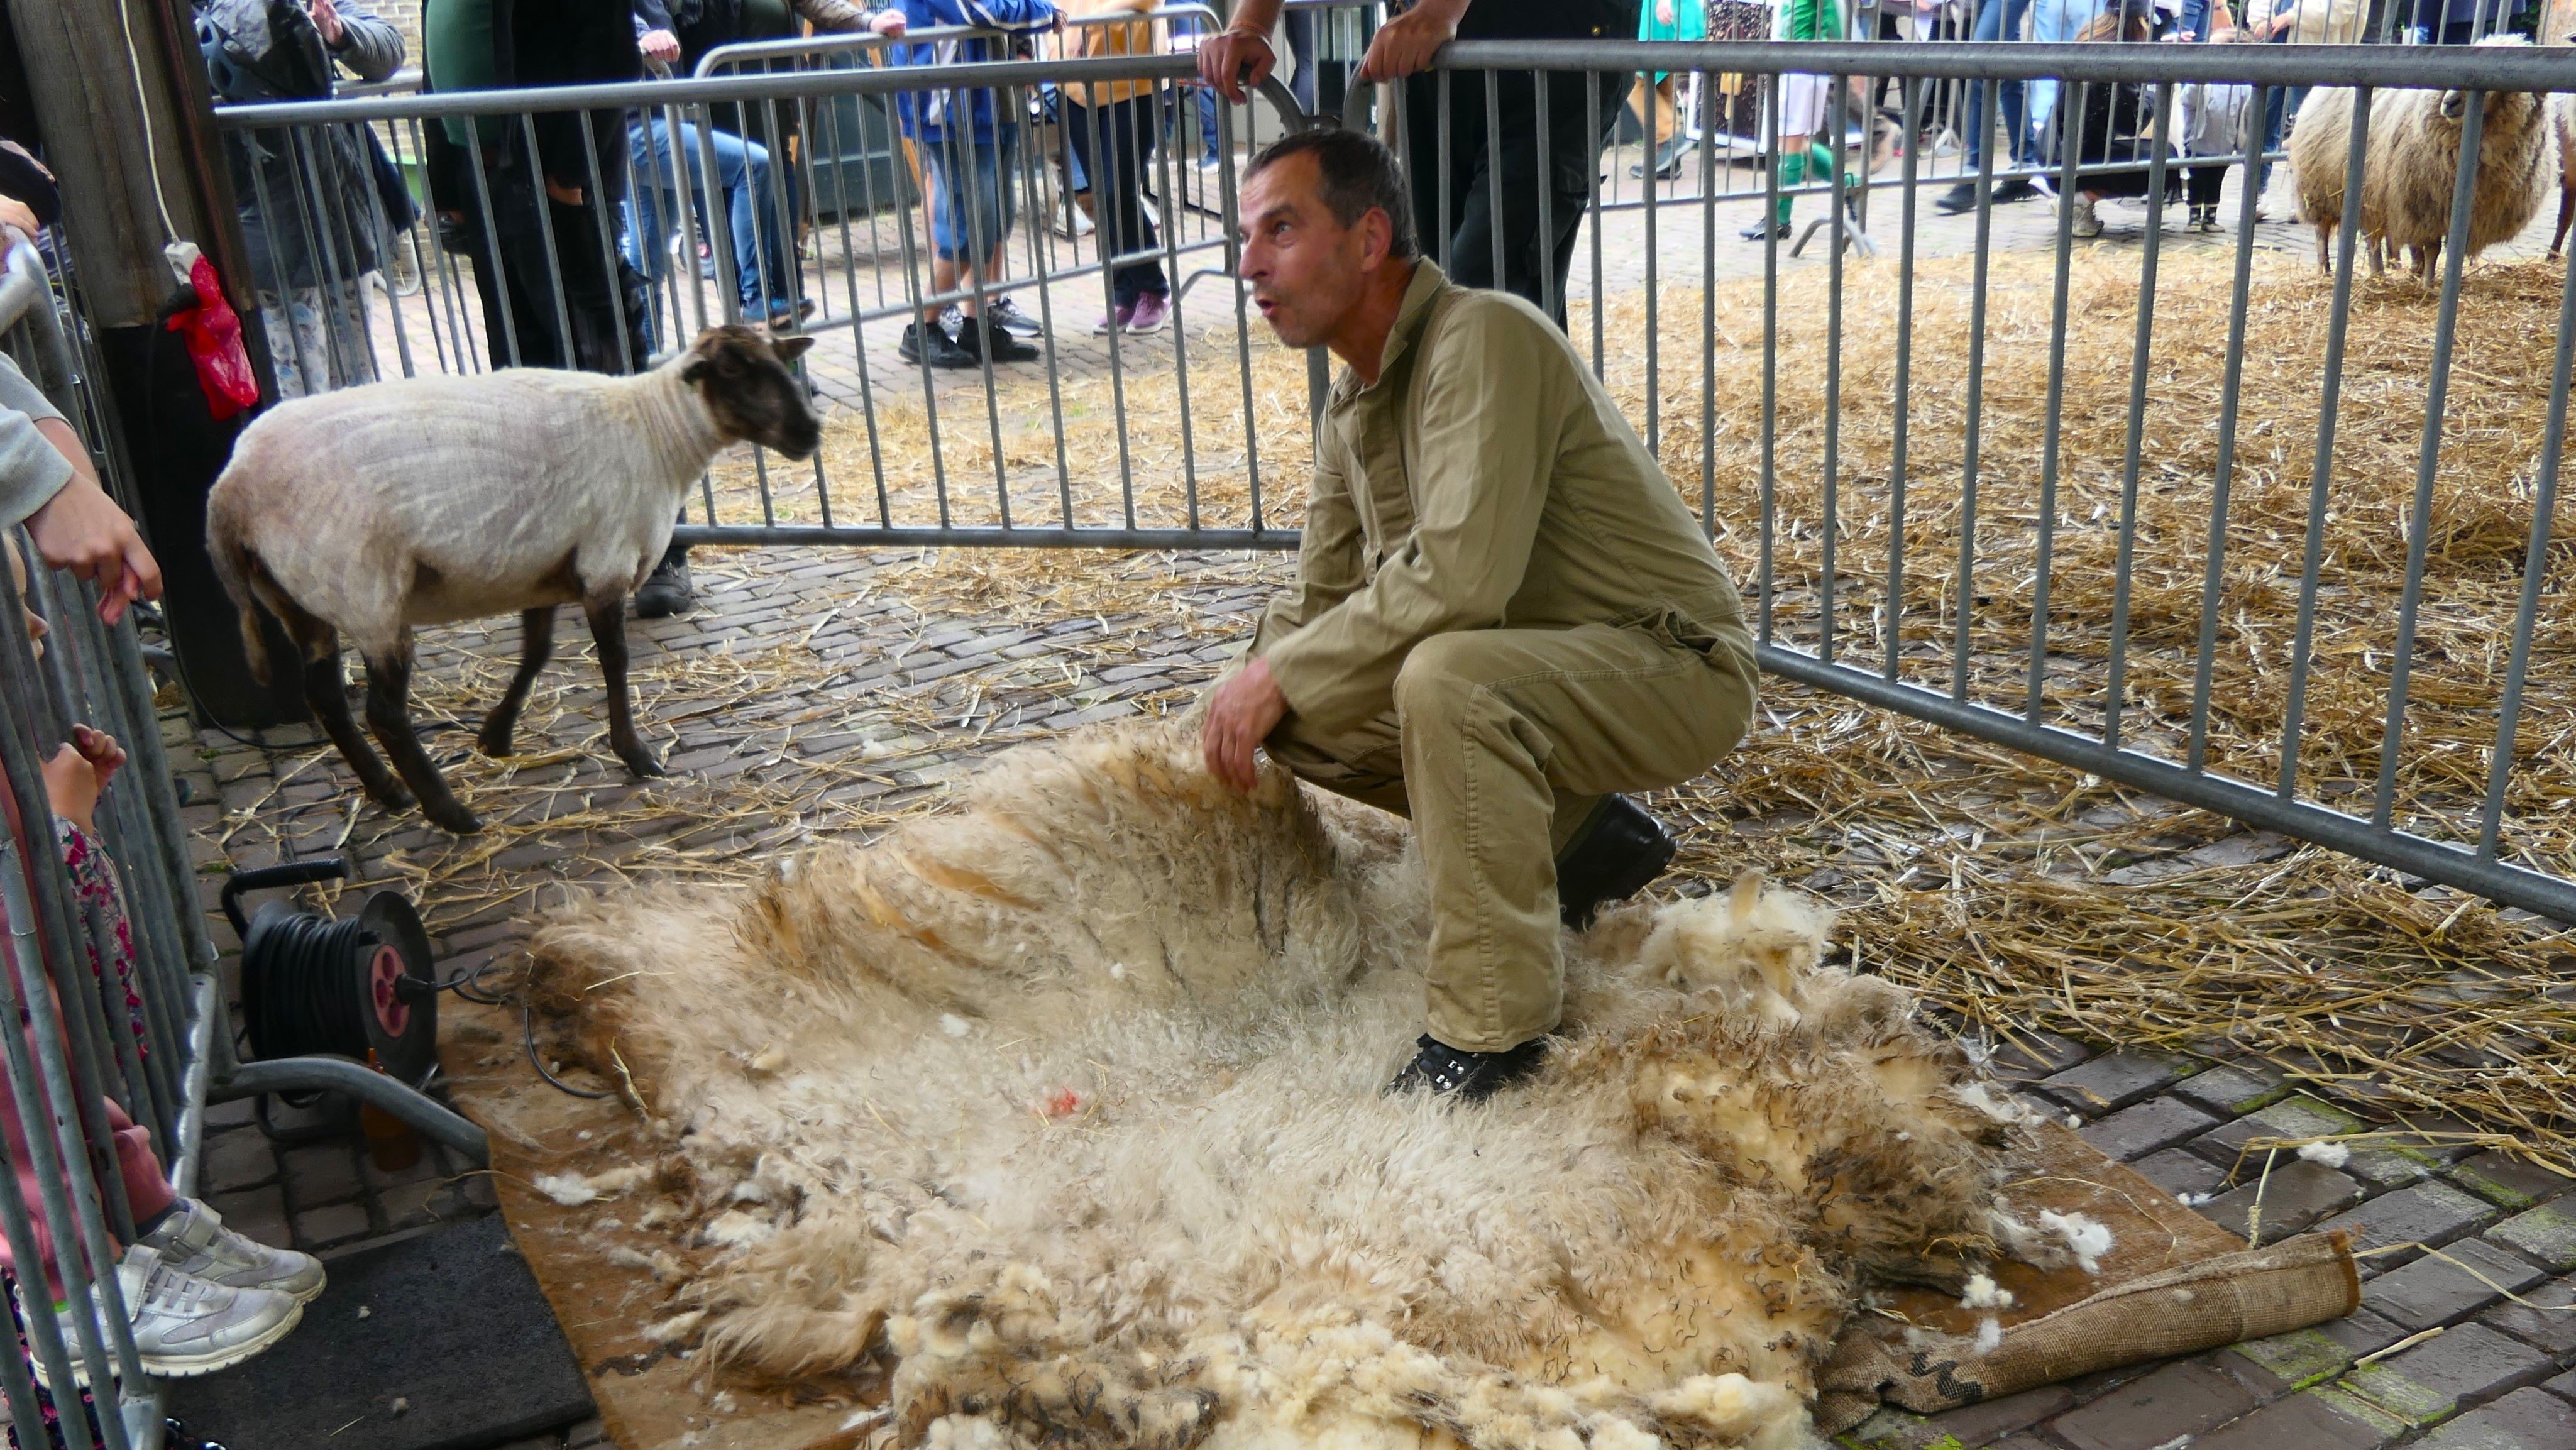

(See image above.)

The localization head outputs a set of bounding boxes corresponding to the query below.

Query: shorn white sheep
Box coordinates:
[2290,36,2553,279]
[207,326,820,835]
[522,719,2045,1450]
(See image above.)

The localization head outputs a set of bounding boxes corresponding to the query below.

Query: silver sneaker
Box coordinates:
[35,1245,303,1386]
[138,1197,326,1303]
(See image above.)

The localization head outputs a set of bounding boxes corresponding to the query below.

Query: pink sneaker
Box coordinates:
[1126,293,1170,334]
[1093,303,1135,335]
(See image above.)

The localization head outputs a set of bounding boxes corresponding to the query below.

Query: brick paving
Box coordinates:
[178,131,2576,1450]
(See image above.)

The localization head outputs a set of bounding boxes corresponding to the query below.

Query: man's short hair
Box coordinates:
[1243,129,1419,261]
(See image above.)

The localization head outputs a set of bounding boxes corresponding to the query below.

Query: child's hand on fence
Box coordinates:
[40,727,121,836]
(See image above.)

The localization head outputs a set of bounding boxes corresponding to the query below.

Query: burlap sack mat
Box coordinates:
[1815,1231,2362,1432]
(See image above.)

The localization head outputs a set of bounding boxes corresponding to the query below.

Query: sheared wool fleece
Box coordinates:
[525,721,2023,1450]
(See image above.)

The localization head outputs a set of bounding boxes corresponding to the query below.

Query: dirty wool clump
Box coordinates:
[524,720,2028,1450]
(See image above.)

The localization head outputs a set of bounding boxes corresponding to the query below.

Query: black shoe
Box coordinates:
[1740,218,1791,241]
[900,320,976,370]
[1934,180,1979,215]
[1555,794,1676,930]
[988,295,1044,337]
[958,316,1042,364]
[1387,1033,1549,1101]
[1990,177,2042,206]
[633,545,694,620]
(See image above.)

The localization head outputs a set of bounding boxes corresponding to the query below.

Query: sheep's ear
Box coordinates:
[681,360,711,385]
[771,334,815,363]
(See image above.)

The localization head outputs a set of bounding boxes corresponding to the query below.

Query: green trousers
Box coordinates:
[1263,622,1757,1053]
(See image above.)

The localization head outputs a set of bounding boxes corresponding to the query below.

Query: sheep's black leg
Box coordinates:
[478,605,558,758]
[2556,189,2575,259]
[361,635,482,835]
[295,634,412,813]
[584,593,664,778]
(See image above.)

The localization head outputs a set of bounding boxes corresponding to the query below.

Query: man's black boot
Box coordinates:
[634,544,695,620]
[1555,794,1676,929]
[1387,1034,1549,1101]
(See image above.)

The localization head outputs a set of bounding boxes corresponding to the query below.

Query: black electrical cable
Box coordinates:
[242,911,375,1063]
[524,1002,612,1099]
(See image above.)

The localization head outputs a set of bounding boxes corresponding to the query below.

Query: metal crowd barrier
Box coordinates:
[0,240,483,1449]
[206,38,2576,928]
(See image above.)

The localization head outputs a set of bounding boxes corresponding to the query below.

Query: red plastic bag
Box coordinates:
[163,253,259,421]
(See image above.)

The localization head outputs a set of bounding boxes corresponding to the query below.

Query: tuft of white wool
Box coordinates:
[1639,870,1834,1029]
[2298,1140,2352,1168]
[533,1164,651,1206]
[939,1013,972,1038]
[534,1172,601,1207]
[2289,39,2553,279]
[2039,1210,2116,1275]
[700,1210,776,1251]
[646,1310,707,1344]
[1954,1081,2039,1126]
[1973,1318,2003,1354]
[1959,1273,2016,1310]
[522,720,2018,1450]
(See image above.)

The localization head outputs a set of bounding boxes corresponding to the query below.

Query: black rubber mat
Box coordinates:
[166,1213,594,1450]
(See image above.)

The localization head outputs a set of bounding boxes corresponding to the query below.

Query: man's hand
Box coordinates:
[1656,0,1676,28]
[310,0,347,47]
[40,727,123,837]
[870,8,908,36]
[1202,656,1288,793]
[24,439,160,625]
[1197,27,1276,104]
[1356,0,1466,84]
[641,26,683,62]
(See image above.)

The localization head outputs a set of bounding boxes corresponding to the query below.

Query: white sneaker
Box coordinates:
[137,1197,326,1304]
[2070,195,2102,239]
[34,1246,303,1387]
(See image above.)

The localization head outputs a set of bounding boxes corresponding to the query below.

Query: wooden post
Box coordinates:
[2,0,303,726]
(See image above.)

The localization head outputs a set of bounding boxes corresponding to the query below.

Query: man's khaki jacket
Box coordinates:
[1255,260,1750,733]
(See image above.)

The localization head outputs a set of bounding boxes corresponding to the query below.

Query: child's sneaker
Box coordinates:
[137,1197,326,1303]
[36,1246,303,1386]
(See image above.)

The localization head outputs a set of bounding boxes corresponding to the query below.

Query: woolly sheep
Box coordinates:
[2291,37,2553,280]
[2284,0,2364,45]
[207,326,821,835]
[2551,91,2574,257]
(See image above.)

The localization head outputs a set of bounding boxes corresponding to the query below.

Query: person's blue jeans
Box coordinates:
[2027,0,2106,143]
[1963,0,2039,170]
[1165,85,1220,165]
[623,114,796,339]
[920,126,1020,263]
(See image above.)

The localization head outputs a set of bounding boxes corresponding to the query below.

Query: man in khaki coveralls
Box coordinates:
[1201,128,1758,1101]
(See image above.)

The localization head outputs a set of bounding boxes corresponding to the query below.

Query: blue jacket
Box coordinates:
[889,0,1059,143]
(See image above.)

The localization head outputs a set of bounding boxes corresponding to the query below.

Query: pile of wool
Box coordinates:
[524,720,2034,1450]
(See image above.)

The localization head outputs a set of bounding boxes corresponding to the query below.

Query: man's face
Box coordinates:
[1238,153,1370,351]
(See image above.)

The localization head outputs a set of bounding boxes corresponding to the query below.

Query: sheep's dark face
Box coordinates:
[683,325,824,461]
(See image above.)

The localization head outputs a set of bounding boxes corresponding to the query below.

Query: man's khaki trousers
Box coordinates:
[1265,622,1757,1052]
